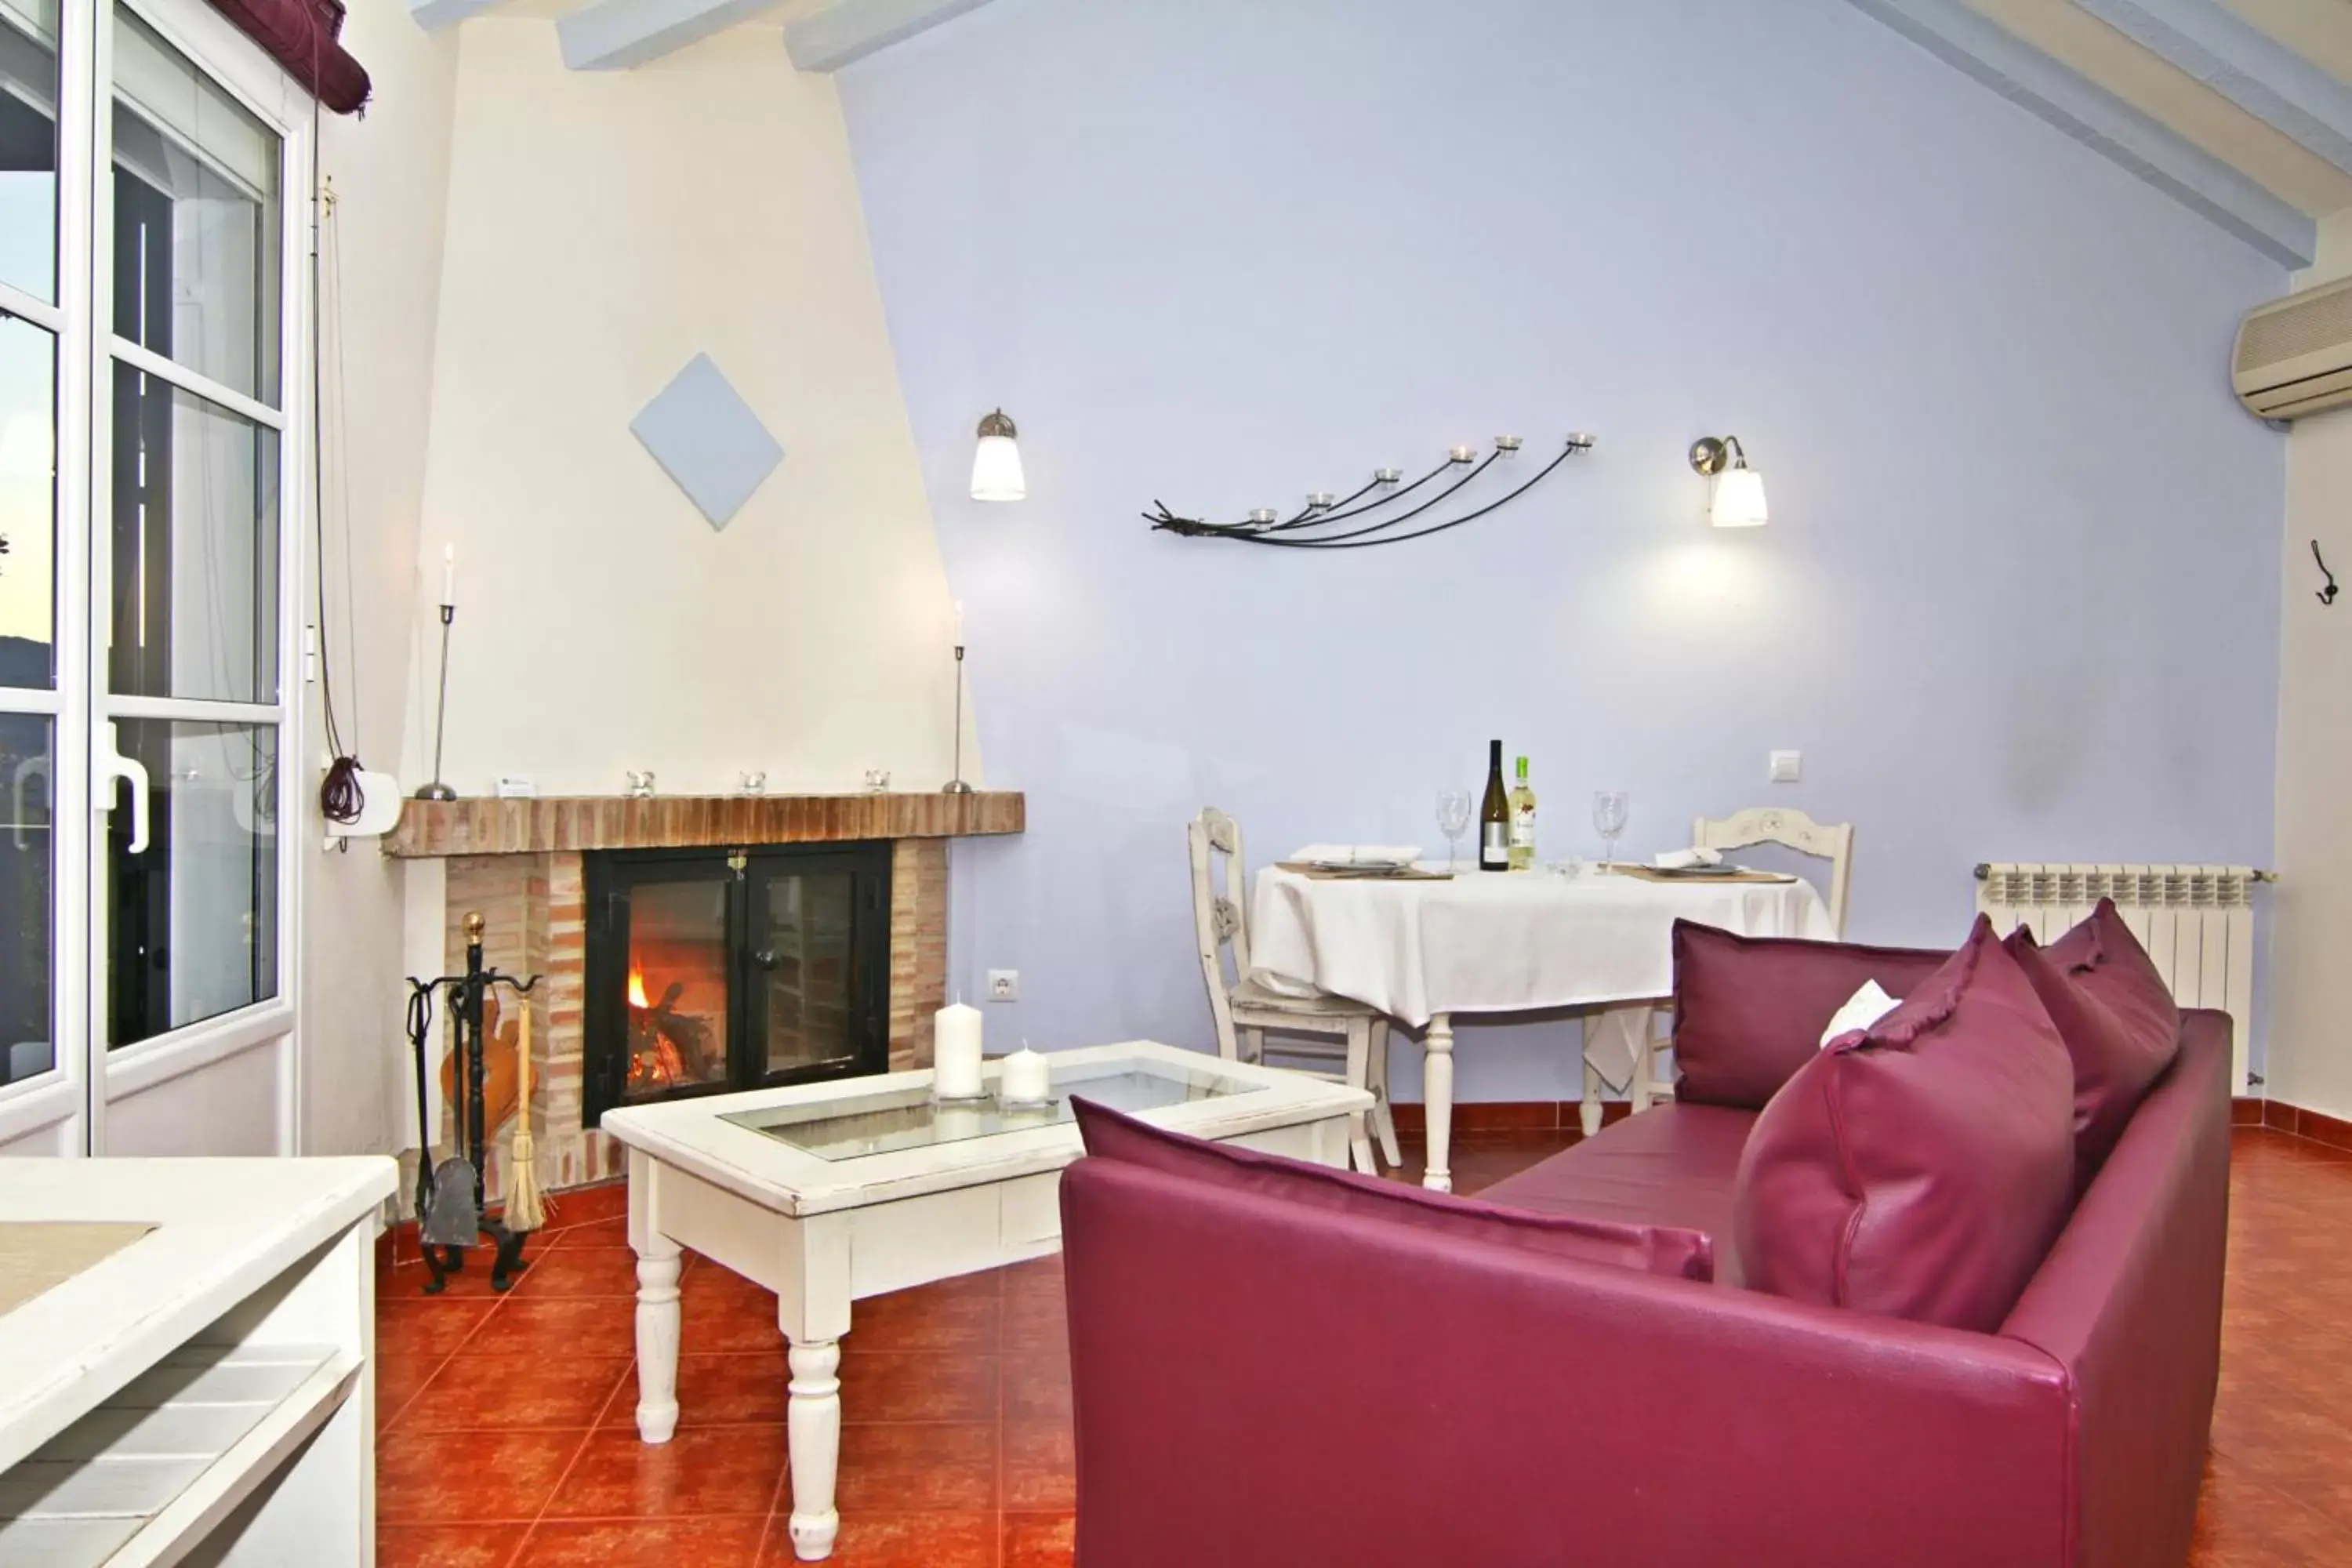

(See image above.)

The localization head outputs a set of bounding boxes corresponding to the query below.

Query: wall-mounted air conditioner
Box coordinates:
[2235,274,2352,421]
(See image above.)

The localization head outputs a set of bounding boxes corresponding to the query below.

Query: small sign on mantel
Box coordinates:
[496,776,537,799]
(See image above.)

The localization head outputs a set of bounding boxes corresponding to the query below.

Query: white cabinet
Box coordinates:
[0,1159,394,1566]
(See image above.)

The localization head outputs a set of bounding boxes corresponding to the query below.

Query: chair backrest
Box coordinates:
[1692,806,1856,936]
[1188,808,1249,1058]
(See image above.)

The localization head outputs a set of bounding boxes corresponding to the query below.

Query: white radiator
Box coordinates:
[1976,863,2268,1094]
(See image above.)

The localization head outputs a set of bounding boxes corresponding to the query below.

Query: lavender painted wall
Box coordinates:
[838,0,2287,1100]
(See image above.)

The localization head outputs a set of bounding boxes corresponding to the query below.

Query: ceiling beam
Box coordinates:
[2073,0,2352,177]
[409,0,509,30]
[784,0,996,72]
[557,0,782,71]
[1844,0,2313,267]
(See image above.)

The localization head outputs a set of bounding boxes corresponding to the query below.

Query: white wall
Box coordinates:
[2271,209,2352,1121]
[298,9,461,1156]
[404,20,967,800]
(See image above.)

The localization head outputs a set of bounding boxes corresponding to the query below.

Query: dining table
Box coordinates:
[1248,860,1835,1191]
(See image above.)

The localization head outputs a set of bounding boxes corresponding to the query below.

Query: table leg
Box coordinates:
[1423,1012,1455,1193]
[1581,1055,1605,1138]
[786,1338,843,1560]
[631,1233,682,1443]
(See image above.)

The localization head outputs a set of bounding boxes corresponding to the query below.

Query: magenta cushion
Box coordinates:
[1731,916,2077,1331]
[1670,921,1951,1109]
[2040,898,2183,1069]
[1072,1097,1715,1282]
[2005,924,2181,1187]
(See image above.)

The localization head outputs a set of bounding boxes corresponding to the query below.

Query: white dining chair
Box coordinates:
[1188,808,1399,1174]
[1620,807,1858,1116]
[1691,806,1856,937]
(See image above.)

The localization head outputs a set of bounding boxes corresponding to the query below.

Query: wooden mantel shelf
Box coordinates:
[384,791,1024,858]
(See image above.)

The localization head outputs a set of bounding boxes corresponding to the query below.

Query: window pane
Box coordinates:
[0,0,56,303]
[108,361,279,702]
[0,710,50,1085]
[0,314,53,690]
[112,10,279,405]
[108,718,277,1047]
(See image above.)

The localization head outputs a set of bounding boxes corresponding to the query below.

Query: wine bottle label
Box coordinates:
[1481,823,1508,866]
[1510,810,1536,849]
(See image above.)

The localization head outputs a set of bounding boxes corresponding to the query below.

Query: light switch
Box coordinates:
[1769,750,1802,783]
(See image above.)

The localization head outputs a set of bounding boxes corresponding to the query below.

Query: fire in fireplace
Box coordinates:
[583,844,891,1121]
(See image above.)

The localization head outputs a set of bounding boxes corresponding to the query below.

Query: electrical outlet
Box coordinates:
[987,969,1020,1003]
[1769,750,1802,783]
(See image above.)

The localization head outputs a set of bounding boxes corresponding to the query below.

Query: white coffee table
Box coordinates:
[600,1040,1370,1561]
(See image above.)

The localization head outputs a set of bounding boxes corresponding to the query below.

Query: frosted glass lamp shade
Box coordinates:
[970,409,1026,502]
[1710,466,1769,528]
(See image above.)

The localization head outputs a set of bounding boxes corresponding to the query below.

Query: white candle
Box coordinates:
[441,543,457,608]
[999,1044,1051,1105]
[953,600,965,649]
[933,1001,984,1099]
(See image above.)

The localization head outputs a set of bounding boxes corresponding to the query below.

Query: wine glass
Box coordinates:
[1436,790,1472,872]
[1592,790,1629,869]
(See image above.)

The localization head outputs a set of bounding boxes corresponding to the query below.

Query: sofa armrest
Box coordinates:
[1063,1156,2074,1568]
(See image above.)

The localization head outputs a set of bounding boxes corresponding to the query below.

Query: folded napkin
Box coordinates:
[1653,847,1725,870]
[1290,844,1424,867]
[1820,979,1900,1046]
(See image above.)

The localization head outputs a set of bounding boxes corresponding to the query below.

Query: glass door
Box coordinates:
[0,0,303,1157]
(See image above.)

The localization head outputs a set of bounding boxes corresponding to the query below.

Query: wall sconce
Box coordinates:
[1689,434,1768,528]
[970,408,1026,502]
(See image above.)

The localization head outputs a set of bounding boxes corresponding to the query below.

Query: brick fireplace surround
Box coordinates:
[390,793,1023,1196]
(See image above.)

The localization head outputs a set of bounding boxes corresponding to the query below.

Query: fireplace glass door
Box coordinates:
[584,845,891,1120]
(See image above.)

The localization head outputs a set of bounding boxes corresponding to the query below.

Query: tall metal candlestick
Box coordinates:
[415,602,458,801]
[942,637,973,795]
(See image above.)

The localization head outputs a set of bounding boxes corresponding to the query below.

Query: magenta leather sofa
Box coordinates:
[1058,1011,2230,1568]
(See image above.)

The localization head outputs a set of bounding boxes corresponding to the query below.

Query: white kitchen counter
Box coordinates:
[0,1158,394,1567]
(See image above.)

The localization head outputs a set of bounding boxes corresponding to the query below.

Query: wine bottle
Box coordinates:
[1508,755,1537,871]
[1479,740,1509,873]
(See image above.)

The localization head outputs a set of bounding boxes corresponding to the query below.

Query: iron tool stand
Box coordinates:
[405,911,542,1294]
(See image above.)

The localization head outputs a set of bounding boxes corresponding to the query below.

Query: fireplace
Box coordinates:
[582,844,892,1121]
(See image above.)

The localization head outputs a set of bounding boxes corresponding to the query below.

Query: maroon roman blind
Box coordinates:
[205,0,369,114]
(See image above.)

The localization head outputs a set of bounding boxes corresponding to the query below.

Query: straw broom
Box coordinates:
[505,993,549,1232]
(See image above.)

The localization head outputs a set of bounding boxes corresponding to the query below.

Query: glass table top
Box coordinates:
[721,1062,1264,1162]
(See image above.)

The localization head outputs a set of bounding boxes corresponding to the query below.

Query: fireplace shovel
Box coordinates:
[407,979,482,1291]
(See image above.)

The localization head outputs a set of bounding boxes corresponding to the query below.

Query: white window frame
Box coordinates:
[0,0,309,1155]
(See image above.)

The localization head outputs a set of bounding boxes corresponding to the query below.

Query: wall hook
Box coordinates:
[2314,539,2339,606]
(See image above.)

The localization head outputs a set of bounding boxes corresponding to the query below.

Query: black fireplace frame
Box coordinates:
[581,843,892,1124]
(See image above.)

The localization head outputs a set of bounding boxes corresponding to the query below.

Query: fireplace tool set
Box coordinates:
[405,910,543,1294]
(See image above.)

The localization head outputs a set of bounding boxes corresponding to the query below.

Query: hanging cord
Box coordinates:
[310,89,364,826]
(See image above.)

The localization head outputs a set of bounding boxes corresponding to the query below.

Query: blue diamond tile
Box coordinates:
[629,353,785,529]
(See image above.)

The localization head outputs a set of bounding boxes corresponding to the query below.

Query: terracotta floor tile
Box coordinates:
[541,1181,629,1225]
[545,1425,788,1519]
[376,1354,442,1432]
[377,1522,531,1568]
[508,1245,643,1298]
[377,1299,498,1359]
[1002,1511,1077,1568]
[1002,1420,1076,1512]
[548,1215,628,1249]
[601,1352,790,1429]
[834,1421,997,1512]
[1001,1351,1073,1425]
[379,1254,506,1301]
[851,1286,1000,1353]
[512,1515,766,1566]
[840,1350,999,1424]
[759,1512,996,1566]
[463,1297,637,1358]
[400,1354,632,1432]
[377,1428,584,1523]
[1000,1294,1066,1353]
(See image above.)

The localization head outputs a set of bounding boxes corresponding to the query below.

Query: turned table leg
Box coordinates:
[786,1338,843,1559]
[1423,1012,1455,1192]
[630,1234,682,1443]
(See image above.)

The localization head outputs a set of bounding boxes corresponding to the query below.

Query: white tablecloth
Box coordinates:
[1249,865,1835,1033]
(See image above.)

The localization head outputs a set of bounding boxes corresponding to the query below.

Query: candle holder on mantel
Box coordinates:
[942,635,973,795]
[413,602,457,801]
